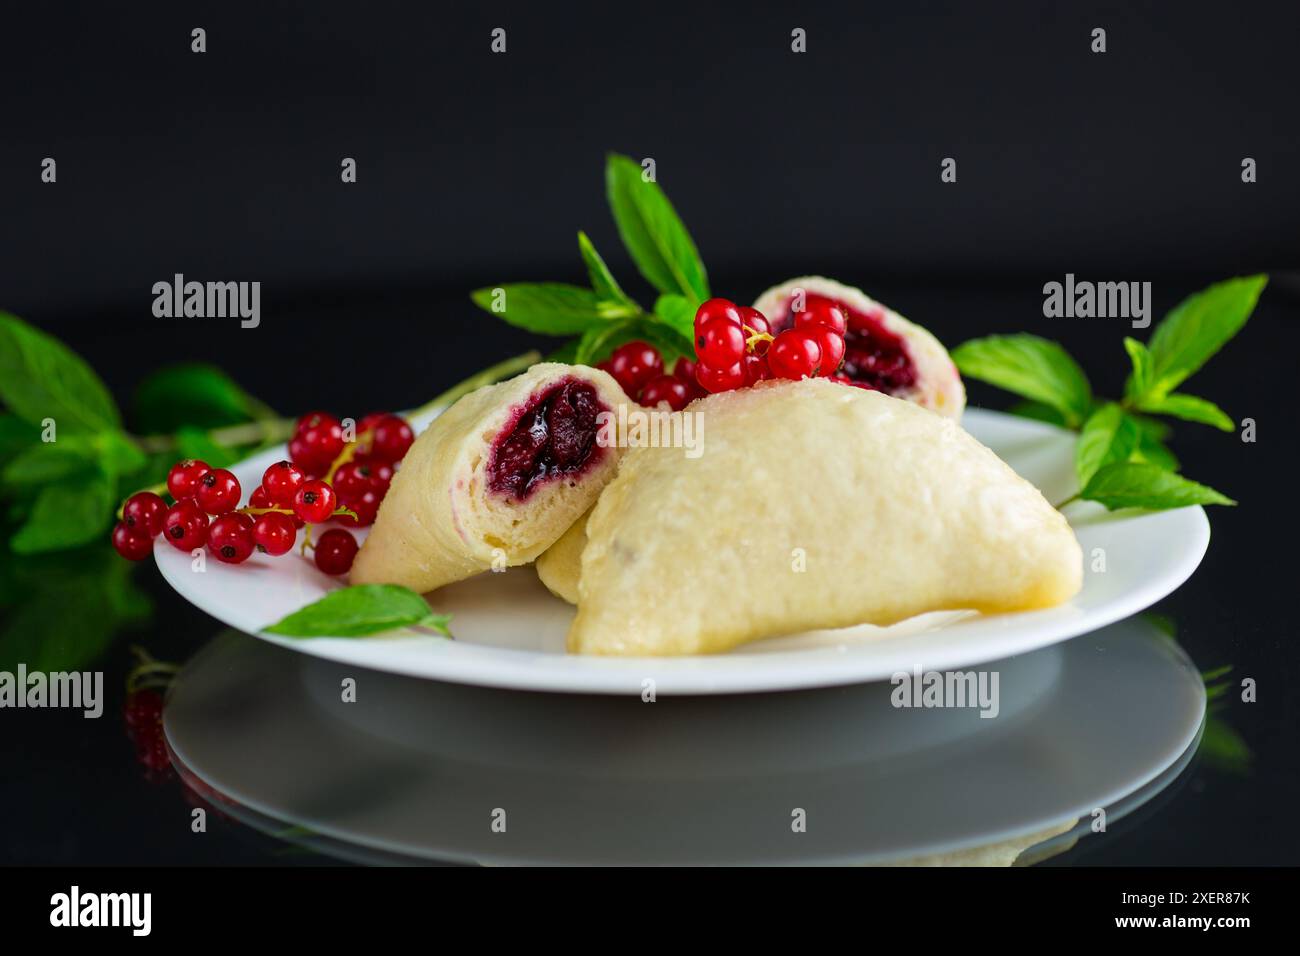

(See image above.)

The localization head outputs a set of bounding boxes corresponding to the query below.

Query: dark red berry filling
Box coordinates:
[774,293,917,394]
[488,379,606,500]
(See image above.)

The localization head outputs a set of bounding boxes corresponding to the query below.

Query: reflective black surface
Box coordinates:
[2,0,1298,867]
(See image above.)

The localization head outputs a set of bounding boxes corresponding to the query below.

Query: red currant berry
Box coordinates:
[693,298,743,335]
[166,459,210,500]
[287,435,325,476]
[314,529,359,575]
[742,353,772,386]
[696,360,746,393]
[207,513,255,564]
[737,307,772,354]
[607,340,664,395]
[163,499,209,552]
[365,415,414,463]
[122,491,167,537]
[112,521,154,561]
[355,412,387,438]
[674,357,707,399]
[252,511,297,556]
[638,374,691,411]
[261,460,305,507]
[335,489,381,527]
[695,318,747,368]
[293,479,338,524]
[809,327,846,377]
[794,298,848,336]
[768,329,823,380]
[195,468,241,514]
[332,461,373,500]
[249,485,271,509]
[295,412,345,467]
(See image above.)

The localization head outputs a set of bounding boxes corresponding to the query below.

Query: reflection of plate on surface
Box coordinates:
[155,408,1210,694]
[164,617,1205,865]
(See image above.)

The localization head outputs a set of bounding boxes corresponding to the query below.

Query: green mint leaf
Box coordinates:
[605,153,709,302]
[2,438,100,487]
[1081,462,1234,511]
[133,363,271,433]
[1006,400,1071,427]
[10,470,114,553]
[651,293,697,346]
[545,339,581,364]
[0,312,120,433]
[0,414,40,464]
[1134,392,1234,432]
[577,232,633,306]
[174,426,243,468]
[1122,336,1154,402]
[264,584,452,638]
[1132,430,1180,471]
[1146,274,1266,397]
[950,334,1092,428]
[574,319,638,366]
[1075,404,1141,486]
[470,283,632,335]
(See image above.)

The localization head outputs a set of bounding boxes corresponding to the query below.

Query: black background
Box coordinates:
[1,1,1298,867]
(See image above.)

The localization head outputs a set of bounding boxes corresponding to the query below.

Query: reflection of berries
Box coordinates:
[123,688,164,730]
[123,491,167,537]
[163,499,209,551]
[167,459,210,500]
[112,521,154,561]
[314,529,359,575]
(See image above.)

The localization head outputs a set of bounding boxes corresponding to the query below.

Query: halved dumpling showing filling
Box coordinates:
[351,363,630,594]
[753,275,965,418]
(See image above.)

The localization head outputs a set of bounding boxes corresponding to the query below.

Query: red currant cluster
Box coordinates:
[690,296,853,391]
[111,411,416,576]
[597,340,707,411]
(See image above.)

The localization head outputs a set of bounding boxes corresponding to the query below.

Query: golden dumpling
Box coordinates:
[568,378,1080,655]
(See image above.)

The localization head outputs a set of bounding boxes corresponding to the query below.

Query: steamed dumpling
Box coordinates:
[568,378,1080,655]
[535,505,590,604]
[352,363,630,594]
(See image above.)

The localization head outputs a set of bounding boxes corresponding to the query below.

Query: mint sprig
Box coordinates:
[954,275,1265,511]
[265,584,452,638]
[470,153,709,365]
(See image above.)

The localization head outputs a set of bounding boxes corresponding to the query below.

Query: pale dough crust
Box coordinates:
[351,363,630,594]
[568,379,1080,655]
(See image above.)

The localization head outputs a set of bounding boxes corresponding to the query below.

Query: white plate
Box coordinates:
[155,408,1210,695]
